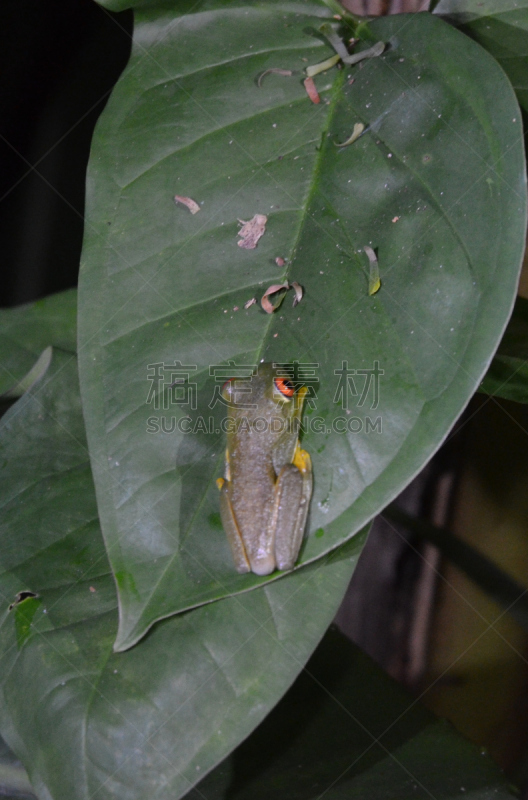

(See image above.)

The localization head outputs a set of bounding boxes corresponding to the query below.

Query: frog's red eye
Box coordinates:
[221,377,235,398]
[274,377,295,397]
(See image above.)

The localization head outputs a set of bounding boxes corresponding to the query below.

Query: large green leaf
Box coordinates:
[199,629,518,800]
[0,289,76,396]
[0,350,364,800]
[78,4,526,651]
[434,0,528,113]
[480,295,528,402]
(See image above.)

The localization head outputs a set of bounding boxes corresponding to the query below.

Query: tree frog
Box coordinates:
[217,363,312,576]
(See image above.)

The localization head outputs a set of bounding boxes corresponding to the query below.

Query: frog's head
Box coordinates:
[221,362,306,420]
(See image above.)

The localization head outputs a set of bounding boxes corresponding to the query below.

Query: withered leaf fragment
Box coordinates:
[335,123,365,147]
[257,68,293,87]
[319,23,350,61]
[237,214,268,249]
[364,245,381,295]
[318,23,385,67]
[344,41,385,65]
[260,281,304,313]
[261,283,289,314]
[290,281,303,307]
[174,195,200,214]
[303,76,320,104]
[305,54,340,78]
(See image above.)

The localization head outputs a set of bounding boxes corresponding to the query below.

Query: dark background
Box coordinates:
[0,0,132,307]
[3,0,528,792]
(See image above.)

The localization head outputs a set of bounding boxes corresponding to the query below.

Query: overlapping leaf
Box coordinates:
[199,630,518,800]
[434,0,528,112]
[0,289,76,395]
[0,350,365,800]
[0,736,35,799]
[480,295,528,402]
[78,3,526,650]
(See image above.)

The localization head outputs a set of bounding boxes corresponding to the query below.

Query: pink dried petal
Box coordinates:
[303,76,320,104]
[174,195,200,214]
[257,68,293,87]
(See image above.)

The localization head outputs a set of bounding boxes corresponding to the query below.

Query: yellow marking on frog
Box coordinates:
[297,385,308,402]
[216,478,225,490]
[293,443,311,474]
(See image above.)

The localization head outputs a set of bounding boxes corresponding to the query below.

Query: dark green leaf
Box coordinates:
[0,289,77,396]
[480,295,528,402]
[0,351,364,800]
[78,4,526,650]
[434,1,528,113]
[0,736,35,799]
[198,629,517,800]
[1,347,52,401]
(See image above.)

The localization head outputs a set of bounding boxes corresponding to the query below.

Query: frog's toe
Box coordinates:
[250,554,276,576]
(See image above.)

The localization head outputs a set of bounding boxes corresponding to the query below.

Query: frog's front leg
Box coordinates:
[270,445,312,571]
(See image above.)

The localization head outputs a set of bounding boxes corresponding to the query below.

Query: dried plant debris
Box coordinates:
[260,281,304,313]
[318,23,385,66]
[345,41,385,66]
[364,245,381,295]
[174,195,201,214]
[290,281,303,307]
[303,28,385,103]
[335,122,365,147]
[237,214,268,249]
[303,76,321,104]
[319,23,350,61]
[257,68,293,87]
[261,283,290,314]
[244,297,257,309]
[305,54,340,78]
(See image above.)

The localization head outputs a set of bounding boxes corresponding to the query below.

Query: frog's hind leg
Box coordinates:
[273,448,312,571]
[218,480,251,574]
